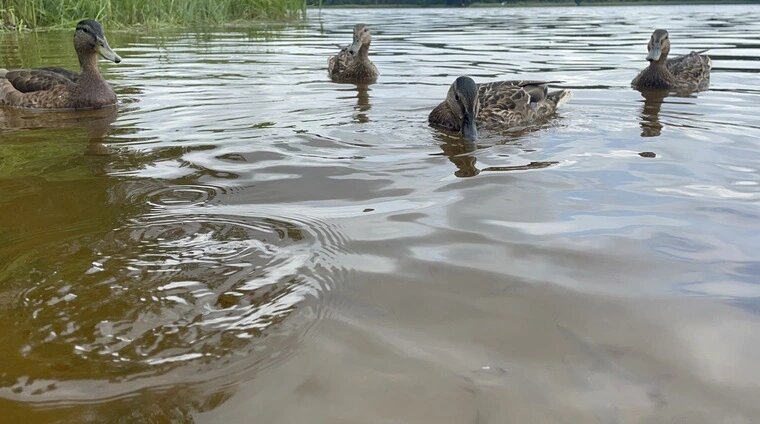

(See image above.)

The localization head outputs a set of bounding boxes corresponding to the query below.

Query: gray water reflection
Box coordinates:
[638,89,668,137]
[1,4,759,423]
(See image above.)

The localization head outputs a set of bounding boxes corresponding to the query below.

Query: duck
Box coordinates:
[631,29,711,93]
[429,76,571,141]
[0,19,121,110]
[328,24,378,84]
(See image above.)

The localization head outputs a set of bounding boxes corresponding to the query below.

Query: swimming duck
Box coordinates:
[631,29,711,93]
[0,19,121,110]
[328,24,378,84]
[429,76,571,141]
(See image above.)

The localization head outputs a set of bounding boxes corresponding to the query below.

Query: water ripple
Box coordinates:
[1,4,759,419]
[0,187,349,402]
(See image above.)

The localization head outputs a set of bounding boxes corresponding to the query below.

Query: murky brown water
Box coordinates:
[1,4,759,423]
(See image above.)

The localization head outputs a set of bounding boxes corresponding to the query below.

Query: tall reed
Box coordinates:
[2,0,306,29]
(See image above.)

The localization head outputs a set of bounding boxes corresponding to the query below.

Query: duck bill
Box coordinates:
[348,39,363,56]
[462,112,478,142]
[96,37,122,63]
[646,45,662,62]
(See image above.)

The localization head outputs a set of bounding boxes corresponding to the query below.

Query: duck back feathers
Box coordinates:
[476,80,571,129]
[328,53,378,83]
[666,50,711,91]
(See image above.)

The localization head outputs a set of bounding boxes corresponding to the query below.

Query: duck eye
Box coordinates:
[455,94,460,101]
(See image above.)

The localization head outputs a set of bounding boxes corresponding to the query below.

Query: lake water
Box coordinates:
[1,4,759,423]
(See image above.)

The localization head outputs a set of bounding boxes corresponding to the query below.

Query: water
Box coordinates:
[1,4,759,422]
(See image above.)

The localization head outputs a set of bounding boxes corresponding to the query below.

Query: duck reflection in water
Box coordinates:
[0,106,117,154]
[435,133,559,178]
[638,89,668,137]
[353,83,371,123]
[435,133,481,177]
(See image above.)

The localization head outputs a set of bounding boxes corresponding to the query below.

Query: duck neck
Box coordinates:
[71,49,115,108]
[642,60,674,87]
[648,59,668,71]
[78,51,103,81]
[358,42,370,61]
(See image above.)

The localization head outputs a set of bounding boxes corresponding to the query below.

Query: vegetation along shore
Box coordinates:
[2,0,758,31]
[1,0,306,30]
[311,0,759,8]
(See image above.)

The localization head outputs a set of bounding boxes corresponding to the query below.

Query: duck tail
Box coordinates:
[550,89,573,108]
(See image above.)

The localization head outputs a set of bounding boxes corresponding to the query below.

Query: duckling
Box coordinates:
[328,24,378,84]
[631,29,711,92]
[0,19,121,110]
[429,76,571,141]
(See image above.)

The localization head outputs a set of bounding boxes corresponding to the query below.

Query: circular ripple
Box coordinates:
[145,184,226,208]
[1,210,348,403]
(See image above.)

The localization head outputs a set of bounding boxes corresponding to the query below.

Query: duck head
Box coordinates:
[75,19,121,64]
[348,24,372,57]
[646,29,670,64]
[447,76,479,142]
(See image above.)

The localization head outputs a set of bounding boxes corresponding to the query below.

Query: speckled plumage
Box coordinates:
[429,78,571,139]
[0,20,121,110]
[476,80,571,129]
[328,24,378,84]
[632,29,711,93]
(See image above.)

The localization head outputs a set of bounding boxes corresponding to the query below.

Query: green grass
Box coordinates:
[1,0,306,30]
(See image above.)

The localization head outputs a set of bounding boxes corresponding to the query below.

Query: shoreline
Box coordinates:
[3,1,756,31]
[313,1,756,8]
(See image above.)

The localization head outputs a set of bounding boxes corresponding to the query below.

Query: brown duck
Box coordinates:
[328,24,378,84]
[0,19,121,110]
[429,76,571,141]
[631,29,711,93]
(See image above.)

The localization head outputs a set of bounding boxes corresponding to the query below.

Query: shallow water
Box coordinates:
[1,4,759,422]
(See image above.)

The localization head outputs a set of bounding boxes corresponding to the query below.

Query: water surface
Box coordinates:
[1,5,759,423]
